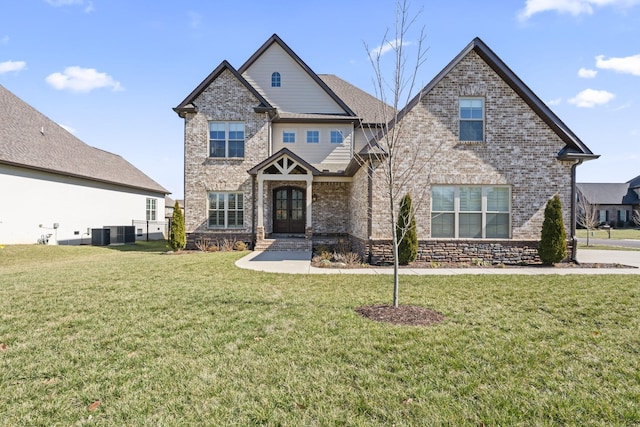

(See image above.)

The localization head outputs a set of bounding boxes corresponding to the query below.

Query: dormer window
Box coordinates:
[271,72,281,87]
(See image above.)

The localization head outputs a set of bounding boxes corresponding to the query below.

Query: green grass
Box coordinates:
[1,244,639,426]
[577,228,640,240]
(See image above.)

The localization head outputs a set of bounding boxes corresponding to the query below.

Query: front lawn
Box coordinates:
[1,244,639,425]
[577,228,640,240]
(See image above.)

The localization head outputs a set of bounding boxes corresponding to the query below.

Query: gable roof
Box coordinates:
[0,84,169,195]
[393,37,598,161]
[174,60,274,116]
[238,34,356,117]
[577,182,639,205]
[247,147,320,176]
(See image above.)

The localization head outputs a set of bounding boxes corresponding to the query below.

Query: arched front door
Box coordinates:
[273,186,305,234]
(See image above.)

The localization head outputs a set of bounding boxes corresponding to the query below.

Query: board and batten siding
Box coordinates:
[242,43,346,114]
[272,123,353,170]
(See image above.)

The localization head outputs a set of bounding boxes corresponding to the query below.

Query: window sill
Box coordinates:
[457,140,485,146]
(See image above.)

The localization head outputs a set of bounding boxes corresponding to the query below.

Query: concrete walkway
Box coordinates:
[235,249,640,275]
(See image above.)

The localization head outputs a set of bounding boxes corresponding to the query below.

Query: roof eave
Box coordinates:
[174,60,273,116]
[390,37,597,157]
[0,160,170,195]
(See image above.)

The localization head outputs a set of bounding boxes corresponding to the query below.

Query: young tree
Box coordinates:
[576,189,599,246]
[539,194,567,265]
[633,209,640,228]
[169,201,186,251]
[357,0,431,307]
[397,193,418,265]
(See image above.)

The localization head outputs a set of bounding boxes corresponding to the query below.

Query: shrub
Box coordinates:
[316,251,333,261]
[218,238,236,252]
[194,238,211,252]
[538,194,567,265]
[314,244,331,255]
[339,252,362,266]
[234,241,247,251]
[396,193,418,265]
[169,201,186,251]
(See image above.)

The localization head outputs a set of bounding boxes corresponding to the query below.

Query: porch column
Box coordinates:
[257,174,265,241]
[305,176,313,238]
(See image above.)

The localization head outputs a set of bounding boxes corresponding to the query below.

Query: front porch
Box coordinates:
[250,149,318,244]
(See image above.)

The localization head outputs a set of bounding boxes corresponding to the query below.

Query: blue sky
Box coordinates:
[2,0,640,199]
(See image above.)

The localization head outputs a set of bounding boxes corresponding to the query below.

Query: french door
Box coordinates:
[273,187,305,234]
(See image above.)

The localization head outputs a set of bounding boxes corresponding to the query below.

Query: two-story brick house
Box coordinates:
[174,34,598,264]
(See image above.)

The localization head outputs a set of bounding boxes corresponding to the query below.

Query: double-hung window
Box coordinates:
[146,198,157,221]
[459,98,484,142]
[208,192,244,228]
[209,122,245,158]
[431,186,510,238]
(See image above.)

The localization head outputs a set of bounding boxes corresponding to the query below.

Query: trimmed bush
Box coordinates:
[169,201,186,251]
[396,193,418,265]
[538,194,567,265]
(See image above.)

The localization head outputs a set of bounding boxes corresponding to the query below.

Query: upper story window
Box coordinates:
[330,130,344,144]
[146,198,157,221]
[459,98,484,142]
[283,130,296,143]
[271,72,281,87]
[209,122,245,158]
[306,130,319,143]
[431,186,510,239]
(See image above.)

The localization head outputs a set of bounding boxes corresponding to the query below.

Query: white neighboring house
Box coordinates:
[0,84,170,245]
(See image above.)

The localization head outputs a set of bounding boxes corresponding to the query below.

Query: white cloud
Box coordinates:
[44,0,94,13]
[0,60,27,74]
[568,88,615,107]
[547,97,563,106]
[578,67,598,78]
[45,66,123,93]
[595,54,640,76]
[519,0,640,20]
[370,39,412,57]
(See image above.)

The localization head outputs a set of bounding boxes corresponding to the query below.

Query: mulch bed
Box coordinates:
[355,304,445,327]
[313,260,633,269]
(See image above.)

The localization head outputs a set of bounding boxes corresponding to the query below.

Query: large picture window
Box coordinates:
[431,186,510,238]
[459,98,484,142]
[209,122,245,158]
[208,192,244,228]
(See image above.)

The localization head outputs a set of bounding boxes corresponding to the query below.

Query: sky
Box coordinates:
[2,0,640,199]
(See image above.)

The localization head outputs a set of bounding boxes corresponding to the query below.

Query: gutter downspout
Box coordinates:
[570,159,583,263]
[367,160,374,264]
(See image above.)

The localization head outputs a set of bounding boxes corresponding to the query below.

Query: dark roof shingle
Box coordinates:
[577,183,639,205]
[318,74,390,125]
[0,84,168,194]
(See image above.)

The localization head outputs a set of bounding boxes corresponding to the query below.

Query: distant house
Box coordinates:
[0,84,170,245]
[577,176,640,227]
[174,34,598,264]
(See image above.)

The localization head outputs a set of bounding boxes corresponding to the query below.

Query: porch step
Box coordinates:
[254,238,312,252]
